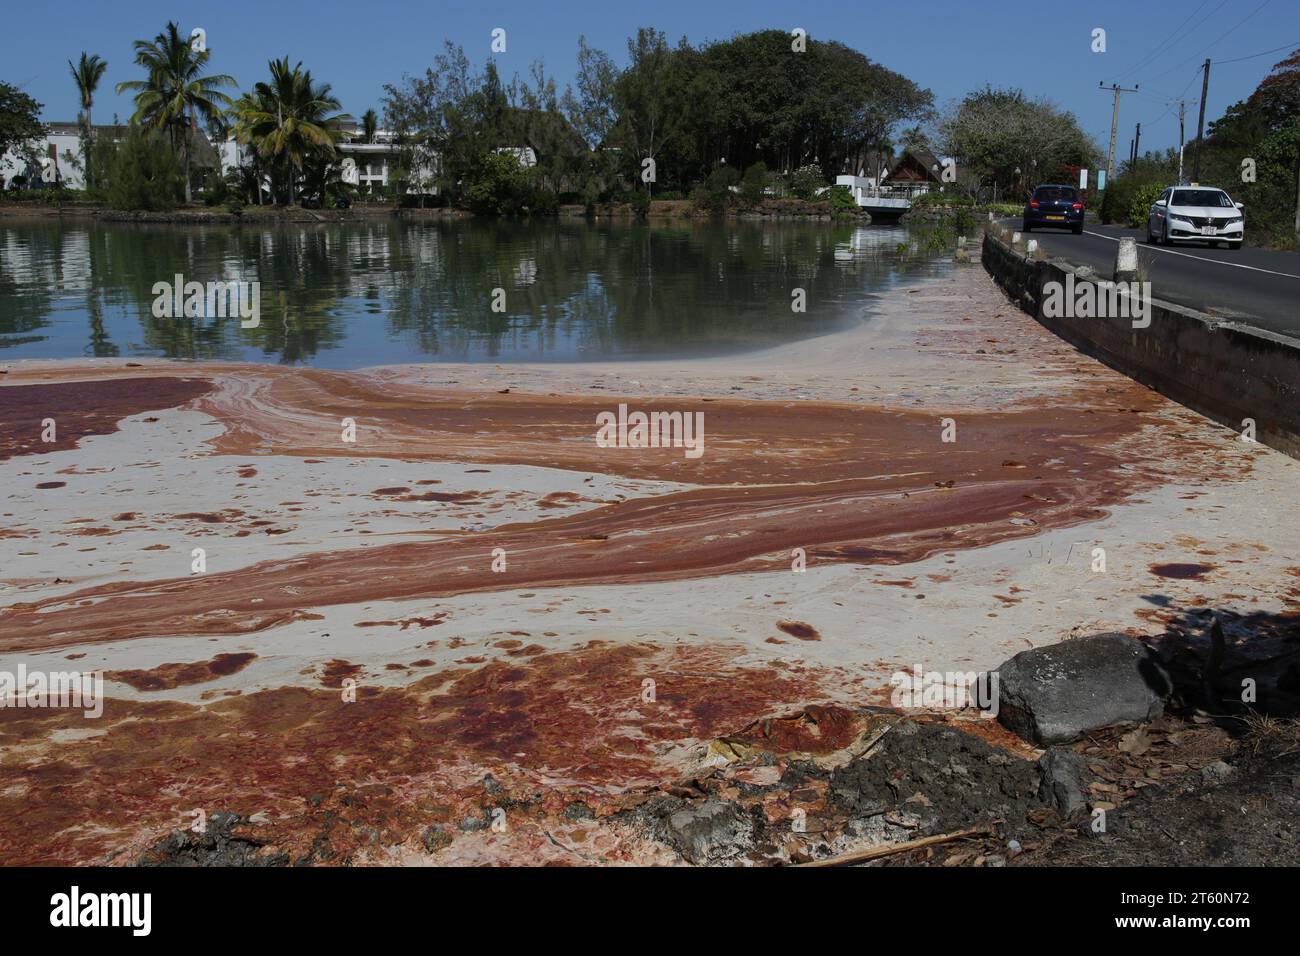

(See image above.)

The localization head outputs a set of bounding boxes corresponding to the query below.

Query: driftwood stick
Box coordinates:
[795,826,989,868]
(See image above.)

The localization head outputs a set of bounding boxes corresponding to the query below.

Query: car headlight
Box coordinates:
[1169,214,1193,224]
[1223,217,1243,226]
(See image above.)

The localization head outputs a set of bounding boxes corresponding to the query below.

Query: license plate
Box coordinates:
[1046,215,1065,221]
[1201,226,1216,235]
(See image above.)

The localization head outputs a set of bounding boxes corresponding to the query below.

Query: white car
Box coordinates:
[1147,185,1244,249]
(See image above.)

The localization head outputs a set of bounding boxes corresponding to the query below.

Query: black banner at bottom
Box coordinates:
[0,865,1275,942]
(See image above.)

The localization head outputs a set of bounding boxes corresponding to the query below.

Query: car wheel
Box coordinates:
[1161,223,1170,246]
[1022,221,1032,233]
[1071,223,1083,235]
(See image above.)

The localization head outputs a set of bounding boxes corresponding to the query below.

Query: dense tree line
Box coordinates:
[1199,48,1300,245]
[382,28,934,209]
[14,22,1293,238]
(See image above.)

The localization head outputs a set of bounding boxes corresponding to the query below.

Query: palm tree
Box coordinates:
[362,108,378,144]
[205,113,230,180]
[69,52,107,184]
[115,21,235,203]
[229,90,272,204]
[234,58,350,205]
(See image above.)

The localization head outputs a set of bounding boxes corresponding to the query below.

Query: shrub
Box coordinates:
[740,161,768,205]
[694,164,740,212]
[790,163,824,200]
[911,189,971,208]
[628,188,650,219]
[201,168,230,206]
[466,151,532,216]
[828,184,857,210]
[1125,183,1165,228]
[523,186,558,217]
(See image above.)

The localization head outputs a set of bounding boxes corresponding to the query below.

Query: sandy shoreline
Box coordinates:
[2,265,1297,865]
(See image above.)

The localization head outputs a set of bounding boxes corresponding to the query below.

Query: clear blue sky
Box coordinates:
[5,0,1298,155]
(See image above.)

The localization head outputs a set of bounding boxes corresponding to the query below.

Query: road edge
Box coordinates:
[982,230,1300,459]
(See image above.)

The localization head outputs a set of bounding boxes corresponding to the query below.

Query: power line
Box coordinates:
[1147,0,1272,82]
[1138,14,1289,162]
[1113,0,1215,81]
[1130,0,1233,82]
[1212,41,1300,65]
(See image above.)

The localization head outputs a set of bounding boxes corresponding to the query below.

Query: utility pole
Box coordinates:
[1192,59,1211,183]
[1133,123,1141,164]
[1178,101,1185,184]
[1099,82,1140,189]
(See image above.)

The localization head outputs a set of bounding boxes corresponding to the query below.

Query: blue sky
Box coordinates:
[5,0,1298,155]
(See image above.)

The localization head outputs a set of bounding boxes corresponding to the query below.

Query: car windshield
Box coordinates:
[1172,190,1233,208]
[1034,187,1077,201]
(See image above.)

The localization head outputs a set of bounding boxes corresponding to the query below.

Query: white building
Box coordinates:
[0,122,104,190]
[217,127,439,196]
[2,122,219,191]
[338,129,400,191]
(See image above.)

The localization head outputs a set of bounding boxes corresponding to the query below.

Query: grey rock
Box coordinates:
[996,633,1171,744]
[421,825,451,853]
[1201,760,1235,785]
[1038,745,1090,816]
[135,810,289,867]
[561,801,595,821]
[665,800,748,864]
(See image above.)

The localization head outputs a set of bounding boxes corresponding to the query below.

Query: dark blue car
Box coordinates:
[1023,184,1084,234]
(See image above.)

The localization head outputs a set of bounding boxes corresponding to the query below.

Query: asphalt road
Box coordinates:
[996,218,1300,339]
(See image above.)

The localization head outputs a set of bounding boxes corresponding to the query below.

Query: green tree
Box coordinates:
[68,53,108,185]
[115,21,235,203]
[234,58,350,205]
[612,28,689,198]
[1199,48,1300,243]
[0,83,44,165]
[361,107,378,143]
[601,28,932,194]
[382,42,496,204]
[466,150,533,215]
[89,125,184,210]
[562,37,620,206]
[937,87,1097,202]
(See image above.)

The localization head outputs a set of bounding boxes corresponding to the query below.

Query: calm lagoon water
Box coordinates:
[0,218,951,368]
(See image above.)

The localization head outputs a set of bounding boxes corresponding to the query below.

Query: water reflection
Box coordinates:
[0,219,951,367]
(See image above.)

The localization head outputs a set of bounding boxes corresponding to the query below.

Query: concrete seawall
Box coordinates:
[982,230,1300,459]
